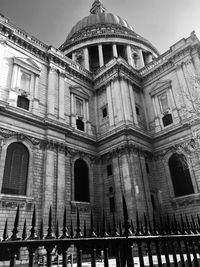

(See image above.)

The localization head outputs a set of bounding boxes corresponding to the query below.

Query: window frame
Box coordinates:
[0,137,34,199]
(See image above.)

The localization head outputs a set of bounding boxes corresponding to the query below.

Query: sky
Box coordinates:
[0,0,200,54]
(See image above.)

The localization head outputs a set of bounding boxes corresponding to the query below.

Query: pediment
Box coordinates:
[150,80,171,97]
[13,57,41,75]
[70,86,90,100]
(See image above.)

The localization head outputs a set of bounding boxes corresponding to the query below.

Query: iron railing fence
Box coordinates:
[0,196,200,267]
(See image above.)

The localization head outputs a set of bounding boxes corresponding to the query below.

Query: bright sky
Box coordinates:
[1,0,200,54]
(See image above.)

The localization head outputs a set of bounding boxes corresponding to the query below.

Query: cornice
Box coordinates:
[60,24,159,56]
[93,58,142,90]
[0,20,93,87]
[140,39,200,85]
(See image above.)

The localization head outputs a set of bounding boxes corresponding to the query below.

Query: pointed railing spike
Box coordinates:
[89,209,97,237]
[60,207,69,239]
[39,219,44,240]
[70,219,74,238]
[166,214,172,234]
[191,215,198,234]
[136,211,141,236]
[180,214,187,235]
[56,220,59,239]
[45,206,55,239]
[112,212,119,237]
[185,215,191,234]
[159,214,165,235]
[84,220,87,238]
[173,214,180,235]
[122,195,132,236]
[153,212,158,235]
[96,222,100,237]
[3,219,8,241]
[10,205,21,240]
[144,213,150,235]
[108,221,111,236]
[22,219,27,240]
[119,221,122,236]
[102,209,109,237]
[29,205,38,239]
[75,208,83,238]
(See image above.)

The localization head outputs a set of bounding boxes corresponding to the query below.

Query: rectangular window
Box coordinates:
[136,106,140,115]
[145,162,150,174]
[159,92,169,113]
[76,118,84,131]
[76,98,83,117]
[17,95,30,110]
[162,113,173,127]
[20,71,31,91]
[102,106,107,118]
[107,164,112,176]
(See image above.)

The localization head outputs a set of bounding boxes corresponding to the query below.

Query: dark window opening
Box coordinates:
[142,51,152,65]
[136,106,140,115]
[88,46,100,72]
[76,119,84,131]
[169,153,194,197]
[102,44,113,65]
[74,159,90,202]
[2,142,29,196]
[102,107,107,118]
[107,164,112,176]
[162,113,173,127]
[109,197,115,213]
[68,54,72,60]
[151,194,156,210]
[17,95,29,110]
[117,45,127,61]
[145,162,150,174]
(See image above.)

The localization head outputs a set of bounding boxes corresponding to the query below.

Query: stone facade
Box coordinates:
[0,1,200,244]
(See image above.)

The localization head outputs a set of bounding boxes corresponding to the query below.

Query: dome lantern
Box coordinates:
[90,0,106,14]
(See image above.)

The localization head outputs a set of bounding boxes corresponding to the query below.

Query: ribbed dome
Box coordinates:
[66,0,135,41]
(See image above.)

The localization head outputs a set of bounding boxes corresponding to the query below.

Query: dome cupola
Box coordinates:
[60,0,159,72]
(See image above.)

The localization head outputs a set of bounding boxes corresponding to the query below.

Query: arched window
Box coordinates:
[1,142,29,196]
[74,159,89,202]
[168,153,194,197]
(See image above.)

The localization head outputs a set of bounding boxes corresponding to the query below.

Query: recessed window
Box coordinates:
[136,106,140,115]
[76,98,83,117]
[74,159,90,202]
[162,113,173,127]
[107,164,112,176]
[102,107,107,118]
[1,142,29,196]
[145,162,150,174]
[159,92,169,113]
[169,153,194,197]
[20,71,31,91]
[17,95,30,110]
[76,118,84,131]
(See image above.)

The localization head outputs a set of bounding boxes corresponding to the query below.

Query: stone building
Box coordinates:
[0,0,200,240]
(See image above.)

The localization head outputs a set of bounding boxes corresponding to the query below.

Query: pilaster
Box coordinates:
[112,44,118,58]
[58,71,65,122]
[126,45,134,67]
[106,82,114,127]
[47,66,56,118]
[83,47,90,70]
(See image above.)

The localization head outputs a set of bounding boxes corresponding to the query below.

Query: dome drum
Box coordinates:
[60,0,159,72]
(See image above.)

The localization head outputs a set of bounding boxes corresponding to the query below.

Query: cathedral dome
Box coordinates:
[67,11,135,41]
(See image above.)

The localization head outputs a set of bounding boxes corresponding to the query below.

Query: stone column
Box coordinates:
[112,44,118,58]
[9,64,19,106]
[83,47,90,70]
[98,44,104,67]
[47,66,56,118]
[138,49,145,68]
[120,78,132,122]
[128,82,138,125]
[11,64,18,89]
[126,45,134,67]
[106,82,114,126]
[58,72,65,121]
[56,147,66,221]
[71,93,76,127]
[72,53,76,62]
[33,75,39,114]
[43,145,55,225]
